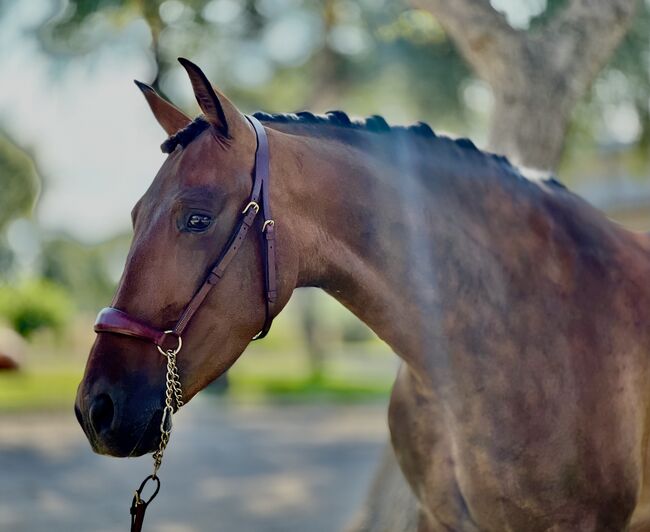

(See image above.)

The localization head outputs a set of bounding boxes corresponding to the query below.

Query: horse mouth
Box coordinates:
[76,401,164,458]
[128,409,164,457]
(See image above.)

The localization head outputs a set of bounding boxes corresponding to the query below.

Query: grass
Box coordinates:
[0,369,83,413]
[0,343,395,412]
[0,368,391,412]
[0,339,397,413]
[226,344,395,402]
[0,304,397,412]
[228,373,392,402]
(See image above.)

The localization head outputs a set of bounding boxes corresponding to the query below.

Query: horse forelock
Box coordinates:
[161,116,210,154]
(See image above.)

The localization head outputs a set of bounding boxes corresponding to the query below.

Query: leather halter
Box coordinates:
[94,115,277,349]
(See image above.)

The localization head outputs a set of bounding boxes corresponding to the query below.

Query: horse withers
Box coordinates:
[76,59,650,531]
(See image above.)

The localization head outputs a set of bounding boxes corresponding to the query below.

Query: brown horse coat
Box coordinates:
[76,61,650,531]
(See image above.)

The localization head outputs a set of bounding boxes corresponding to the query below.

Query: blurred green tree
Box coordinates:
[414,0,641,169]
[0,278,73,338]
[35,0,650,166]
[0,131,41,278]
[37,0,471,126]
[0,131,40,232]
[40,233,130,311]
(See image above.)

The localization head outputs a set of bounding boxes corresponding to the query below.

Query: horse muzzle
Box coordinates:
[75,372,165,458]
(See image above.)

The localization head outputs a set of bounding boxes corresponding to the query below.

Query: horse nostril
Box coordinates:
[89,393,115,435]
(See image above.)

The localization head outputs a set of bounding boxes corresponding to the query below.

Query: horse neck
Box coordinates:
[272,127,491,371]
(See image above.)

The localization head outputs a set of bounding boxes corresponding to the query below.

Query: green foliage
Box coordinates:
[341,316,374,343]
[531,0,650,154]
[228,372,391,402]
[40,234,129,311]
[0,131,40,231]
[0,364,390,412]
[40,0,471,126]
[39,0,650,152]
[608,1,650,152]
[0,237,14,277]
[528,0,569,27]
[0,279,73,338]
[0,370,82,412]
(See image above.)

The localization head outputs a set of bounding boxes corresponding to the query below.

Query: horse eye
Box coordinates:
[186,214,213,232]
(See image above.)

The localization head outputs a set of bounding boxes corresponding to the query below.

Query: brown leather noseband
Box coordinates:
[94,115,277,349]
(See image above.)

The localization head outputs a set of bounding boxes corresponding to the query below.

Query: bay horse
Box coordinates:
[75,58,650,531]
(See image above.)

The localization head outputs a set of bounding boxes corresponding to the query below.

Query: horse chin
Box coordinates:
[126,409,164,458]
[127,439,159,458]
[90,433,158,458]
[86,409,163,458]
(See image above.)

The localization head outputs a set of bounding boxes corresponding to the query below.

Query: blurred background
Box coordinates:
[0,0,649,531]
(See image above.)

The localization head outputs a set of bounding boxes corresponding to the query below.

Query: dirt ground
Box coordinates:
[0,398,388,532]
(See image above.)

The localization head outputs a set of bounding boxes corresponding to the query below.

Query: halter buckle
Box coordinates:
[262,219,275,232]
[242,201,259,215]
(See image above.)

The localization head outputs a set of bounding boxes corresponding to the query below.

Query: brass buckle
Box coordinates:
[157,330,182,357]
[242,201,259,215]
[262,219,275,232]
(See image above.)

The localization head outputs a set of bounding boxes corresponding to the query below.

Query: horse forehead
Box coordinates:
[171,135,242,185]
[147,148,210,193]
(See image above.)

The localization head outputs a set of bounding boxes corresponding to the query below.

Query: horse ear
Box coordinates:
[133,80,191,135]
[178,58,229,137]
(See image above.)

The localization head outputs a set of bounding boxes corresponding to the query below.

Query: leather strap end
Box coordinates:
[242,209,258,228]
[264,223,276,240]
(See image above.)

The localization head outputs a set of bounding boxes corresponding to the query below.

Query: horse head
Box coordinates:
[75,59,297,457]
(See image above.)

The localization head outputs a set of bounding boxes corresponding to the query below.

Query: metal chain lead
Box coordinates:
[152,348,184,477]
[130,337,183,532]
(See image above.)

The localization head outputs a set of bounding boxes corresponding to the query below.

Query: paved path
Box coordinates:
[0,399,388,532]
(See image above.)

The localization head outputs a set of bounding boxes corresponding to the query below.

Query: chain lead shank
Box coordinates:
[151,347,184,477]
[130,342,183,532]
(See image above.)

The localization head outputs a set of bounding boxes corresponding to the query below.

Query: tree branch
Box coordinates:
[411,0,637,98]
[535,0,638,98]
[409,0,524,85]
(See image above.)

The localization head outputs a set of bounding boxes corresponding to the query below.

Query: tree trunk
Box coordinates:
[349,1,638,530]
[299,289,327,382]
[412,0,638,171]
[487,83,576,170]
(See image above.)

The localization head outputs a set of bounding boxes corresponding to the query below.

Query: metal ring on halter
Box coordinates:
[156,330,182,356]
[242,201,259,215]
[133,474,161,506]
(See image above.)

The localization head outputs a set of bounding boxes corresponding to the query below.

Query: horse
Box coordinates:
[75,58,650,531]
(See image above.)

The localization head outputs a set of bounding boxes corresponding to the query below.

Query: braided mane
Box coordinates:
[159,109,565,190]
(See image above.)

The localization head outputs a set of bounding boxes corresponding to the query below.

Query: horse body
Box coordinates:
[268,118,650,530]
[76,61,650,531]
